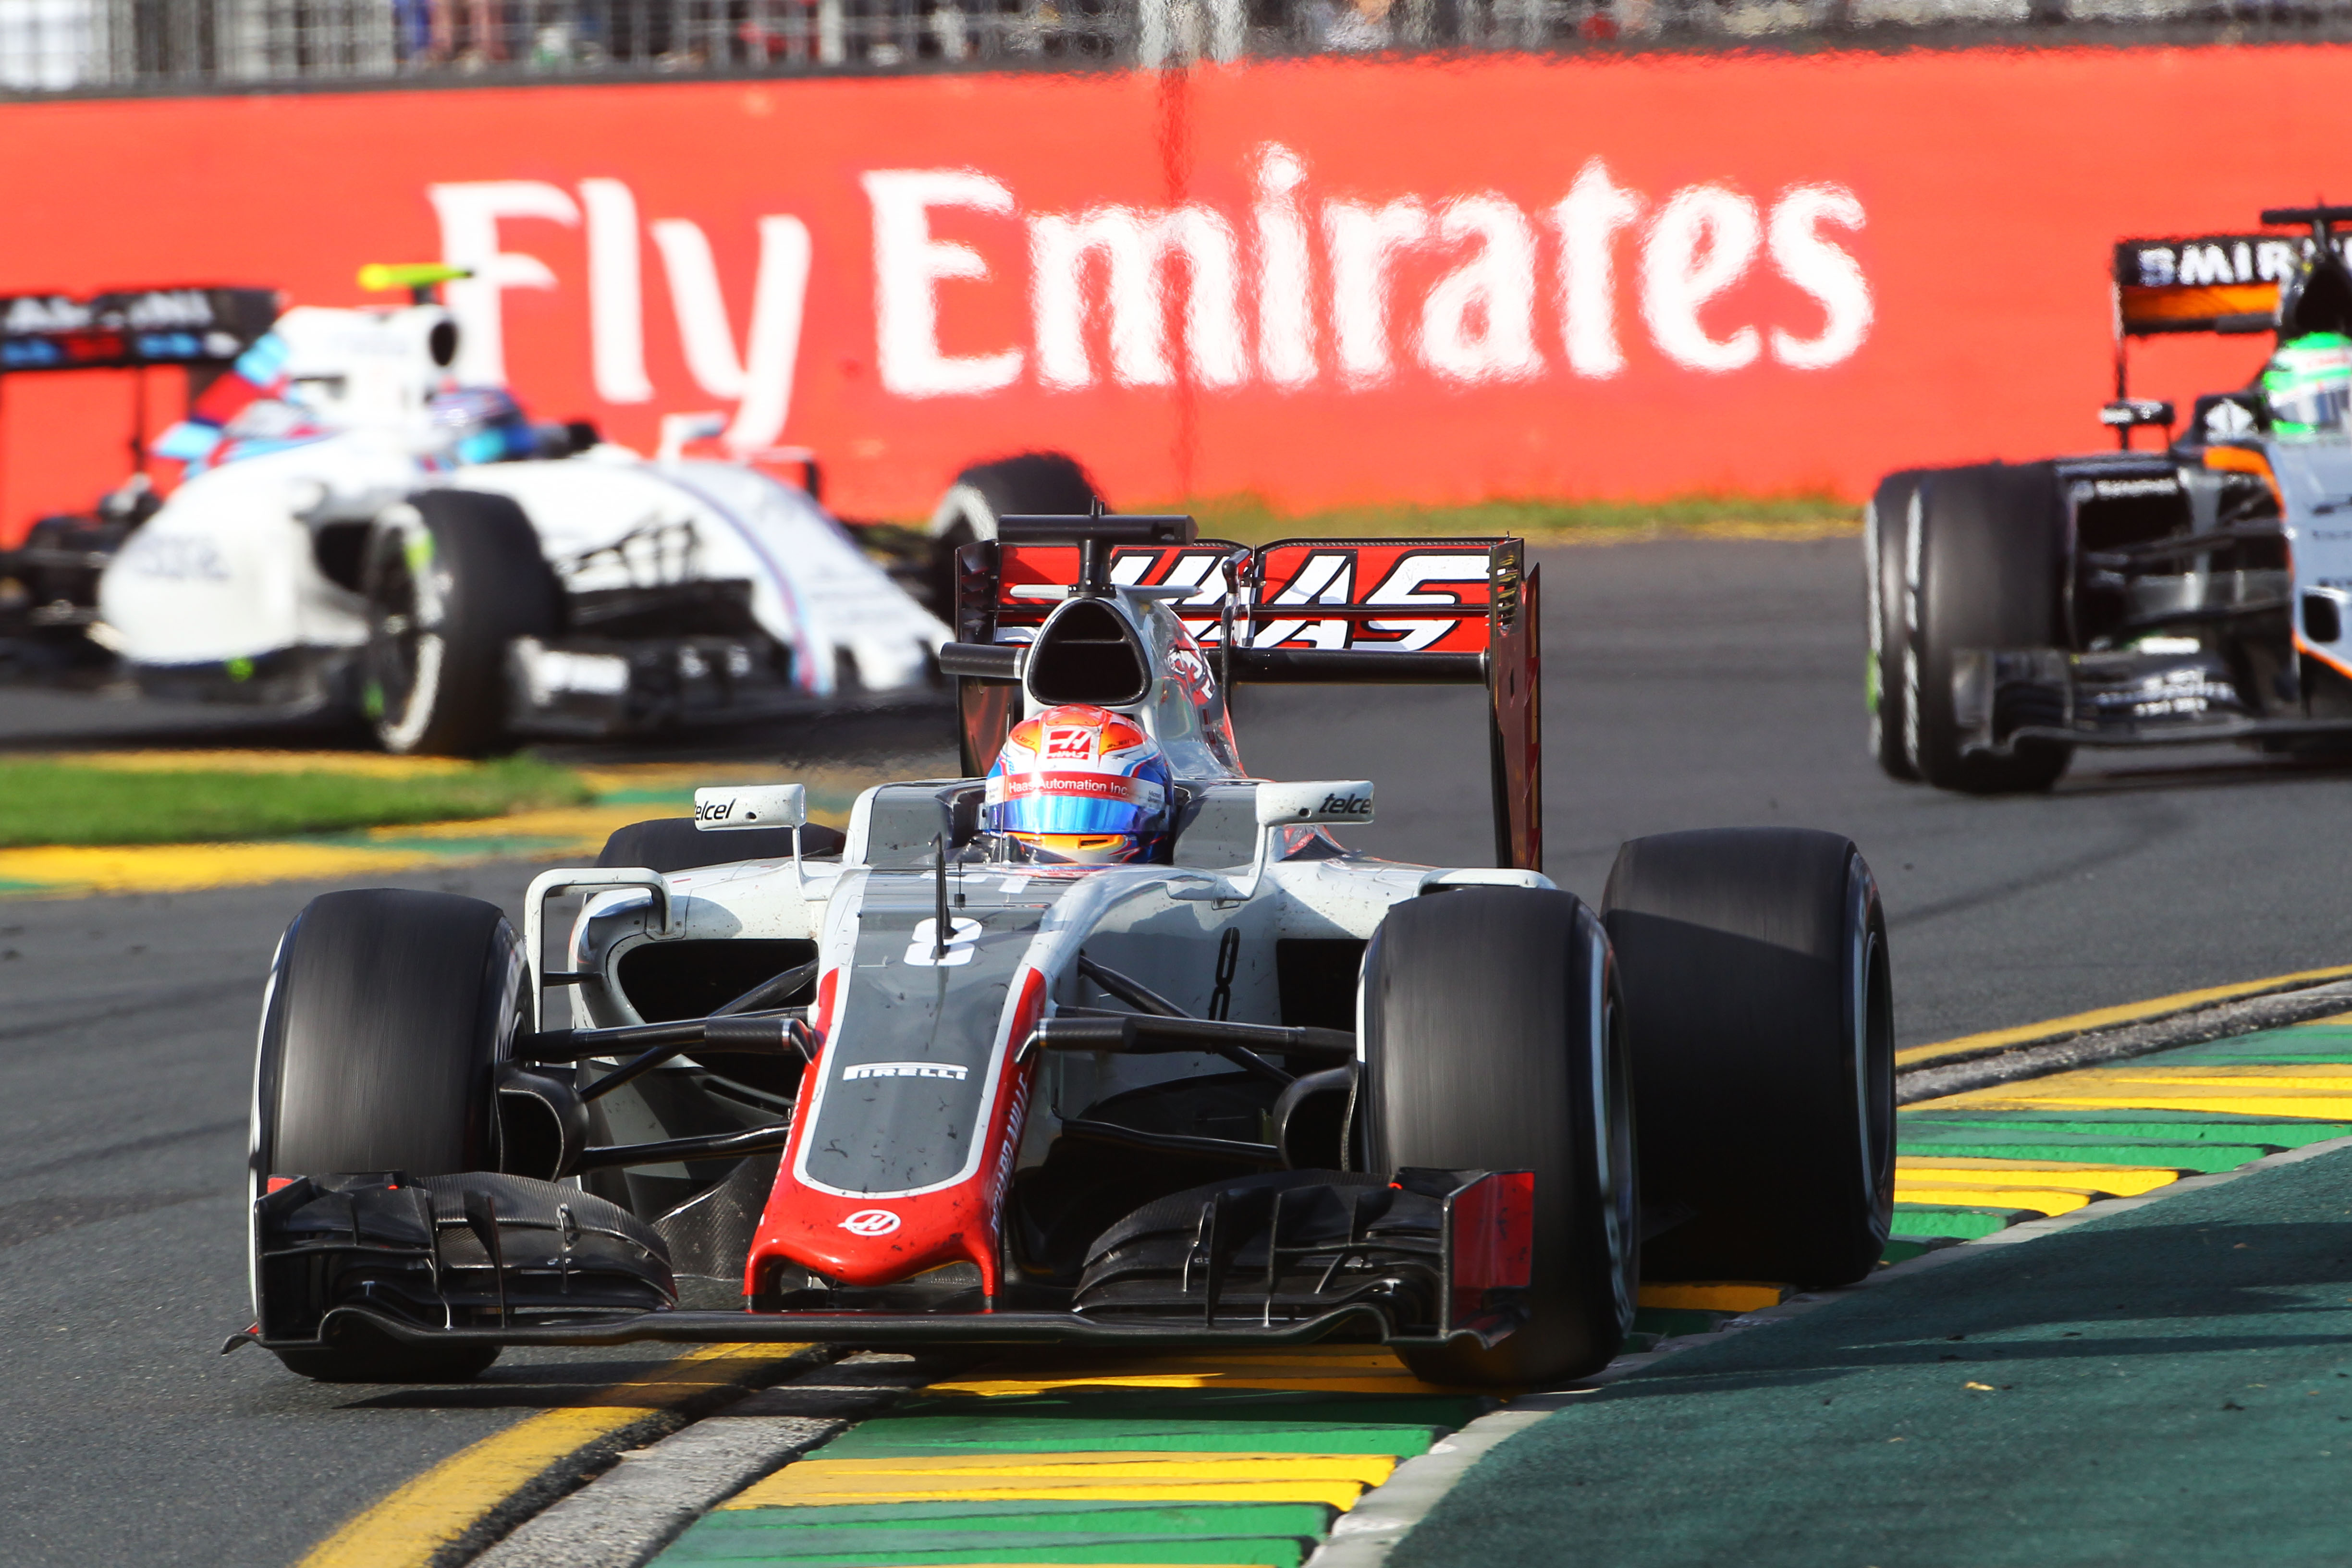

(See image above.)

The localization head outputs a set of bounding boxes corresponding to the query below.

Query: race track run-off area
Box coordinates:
[10,536,2352,1566]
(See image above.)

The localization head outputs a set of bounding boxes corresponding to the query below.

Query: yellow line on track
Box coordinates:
[768,1452,1399,1482]
[1894,1159,2186,1195]
[1636,1283,1788,1311]
[1895,963,2352,1068]
[296,1343,818,1568]
[725,1476,1374,1508]
[1890,1186,2098,1214]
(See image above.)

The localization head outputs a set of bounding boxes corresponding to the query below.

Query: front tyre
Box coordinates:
[1907,464,2071,794]
[1603,828,1894,1287]
[362,490,561,756]
[250,888,525,1382]
[1866,471,1925,783]
[1359,887,1637,1387]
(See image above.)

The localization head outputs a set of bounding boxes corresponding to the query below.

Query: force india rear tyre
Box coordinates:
[251,888,525,1382]
[1359,887,1637,1387]
[1906,463,2072,794]
[362,489,562,756]
[1602,828,1895,1286]
[1866,470,1924,783]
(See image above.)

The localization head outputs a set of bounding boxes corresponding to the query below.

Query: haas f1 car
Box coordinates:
[0,269,955,753]
[1869,204,2352,793]
[235,517,1896,1387]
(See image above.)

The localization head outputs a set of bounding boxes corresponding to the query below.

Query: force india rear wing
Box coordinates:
[2114,234,2302,337]
[943,514,1541,874]
[2112,207,2352,338]
[0,287,280,373]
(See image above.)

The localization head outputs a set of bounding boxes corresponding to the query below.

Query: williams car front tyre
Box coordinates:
[362,490,561,756]
[1359,886,1637,1387]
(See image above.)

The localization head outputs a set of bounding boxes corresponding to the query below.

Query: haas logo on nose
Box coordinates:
[839,1209,901,1237]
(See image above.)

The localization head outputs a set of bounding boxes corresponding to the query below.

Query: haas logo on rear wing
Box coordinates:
[994,537,1514,655]
[960,530,1537,872]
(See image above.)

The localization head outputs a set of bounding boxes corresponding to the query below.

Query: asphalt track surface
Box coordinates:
[3,536,2351,1565]
[1392,1136,2352,1568]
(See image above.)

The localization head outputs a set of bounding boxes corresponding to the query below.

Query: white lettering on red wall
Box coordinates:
[429,146,1870,450]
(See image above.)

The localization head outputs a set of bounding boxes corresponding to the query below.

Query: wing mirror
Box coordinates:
[2101,398,2176,449]
[1174,781,1376,903]
[694,783,812,890]
[1255,780,1374,827]
[693,784,806,830]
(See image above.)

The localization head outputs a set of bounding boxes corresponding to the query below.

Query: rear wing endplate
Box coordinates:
[949,522,1541,874]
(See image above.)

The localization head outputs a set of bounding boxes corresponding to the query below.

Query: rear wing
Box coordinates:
[0,287,280,373]
[2112,235,2303,338]
[946,516,1541,873]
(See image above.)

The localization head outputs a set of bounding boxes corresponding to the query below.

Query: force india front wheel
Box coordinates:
[1358,886,1638,1388]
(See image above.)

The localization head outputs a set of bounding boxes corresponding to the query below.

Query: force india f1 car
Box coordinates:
[1868,203,2352,793]
[0,270,952,753]
[235,516,1897,1388]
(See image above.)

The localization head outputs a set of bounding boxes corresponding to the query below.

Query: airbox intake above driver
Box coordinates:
[1026,597,1151,707]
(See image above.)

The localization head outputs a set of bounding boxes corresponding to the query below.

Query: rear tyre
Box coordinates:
[363,490,562,756]
[927,453,1104,614]
[1602,828,1894,1287]
[1359,888,1637,1387]
[1866,471,1924,783]
[251,888,526,1382]
[1907,464,2072,793]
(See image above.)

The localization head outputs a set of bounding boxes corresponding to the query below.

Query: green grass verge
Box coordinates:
[1176,492,1862,545]
[0,755,595,848]
[858,494,1861,552]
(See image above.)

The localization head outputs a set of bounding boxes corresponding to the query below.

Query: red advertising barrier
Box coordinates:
[0,45,2332,538]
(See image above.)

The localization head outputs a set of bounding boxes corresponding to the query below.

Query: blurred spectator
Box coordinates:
[1301,0,1389,45]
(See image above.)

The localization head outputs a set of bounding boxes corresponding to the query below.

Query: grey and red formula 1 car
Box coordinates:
[1868,204,2352,793]
[236,516,1896,1388]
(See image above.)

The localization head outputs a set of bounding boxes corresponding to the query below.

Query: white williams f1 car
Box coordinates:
[236,515,1896,1388]
[0,268,960,753]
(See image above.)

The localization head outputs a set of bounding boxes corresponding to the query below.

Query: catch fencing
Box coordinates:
[1,0,2346,92]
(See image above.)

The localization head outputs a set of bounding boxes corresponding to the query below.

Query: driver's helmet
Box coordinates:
[2263,331,2352,440]
[427,387,535,463]
[983,703,1172,865]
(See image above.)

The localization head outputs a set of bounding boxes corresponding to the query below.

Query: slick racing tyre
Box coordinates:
[927,452,1104,614]
[251,889,525,1382]
[1359,887,1637,1387]
[1906,463,2072,793]
[362,490,562,756]
[1866,470,1924,783]
[1602,828,1894,1287]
